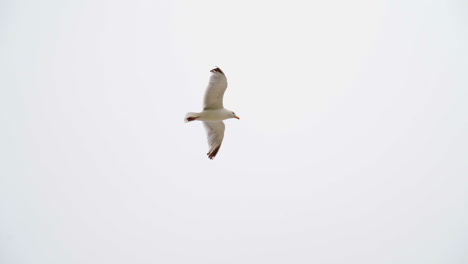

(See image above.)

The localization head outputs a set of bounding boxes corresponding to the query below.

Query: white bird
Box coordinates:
[185,67,240,159]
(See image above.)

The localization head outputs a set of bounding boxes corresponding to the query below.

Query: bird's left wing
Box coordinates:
[203,67,228,110]
[202,121,225,159]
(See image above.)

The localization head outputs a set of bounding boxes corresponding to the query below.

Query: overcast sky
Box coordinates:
[1,0,467,263]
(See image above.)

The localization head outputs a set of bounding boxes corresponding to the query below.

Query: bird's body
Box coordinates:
[185,67,239,159]
[185,108,235,122]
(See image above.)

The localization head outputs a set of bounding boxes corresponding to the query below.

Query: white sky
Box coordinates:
[1,0,467,263]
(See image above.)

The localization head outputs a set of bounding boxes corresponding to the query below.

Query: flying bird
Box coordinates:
[185,67,240,159]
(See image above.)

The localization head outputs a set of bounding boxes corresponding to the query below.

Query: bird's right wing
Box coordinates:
[203,67,228,110]
[202,121,225,159]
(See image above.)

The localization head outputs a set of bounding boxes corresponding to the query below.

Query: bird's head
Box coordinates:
[229,111,240,120]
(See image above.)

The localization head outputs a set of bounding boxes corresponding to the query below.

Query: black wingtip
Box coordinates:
[210,67,224,75]
[207,145,221,160]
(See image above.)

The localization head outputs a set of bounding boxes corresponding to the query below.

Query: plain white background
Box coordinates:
[1,0,467,263]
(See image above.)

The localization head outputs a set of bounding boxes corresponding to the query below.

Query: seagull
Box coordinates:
[185,67,240,159]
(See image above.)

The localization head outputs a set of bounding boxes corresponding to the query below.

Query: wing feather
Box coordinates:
[203,67,228,110]
[202,121,225,159]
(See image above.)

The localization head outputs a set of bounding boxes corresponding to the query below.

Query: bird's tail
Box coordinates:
[184,112,200,123]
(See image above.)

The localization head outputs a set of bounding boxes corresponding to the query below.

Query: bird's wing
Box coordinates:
[202,121,225,159]
[203,67,228,110]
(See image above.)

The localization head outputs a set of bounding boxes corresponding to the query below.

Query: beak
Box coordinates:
[235,116,240,120]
